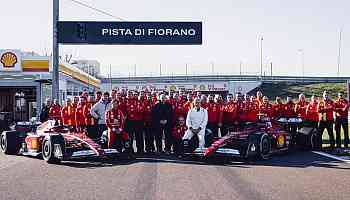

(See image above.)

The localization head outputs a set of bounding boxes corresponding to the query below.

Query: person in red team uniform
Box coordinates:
[317,91,335,149]
[272,97,285,119]
[222,94,237,135]
[75,96,87,133]
[295,93,308,128]
[105,100,128,151]
[206,94,221,137]
[334,92,349,148]
[235,93,247,128]
[256,91,263,106]
[183,93,194,113]
[125,91,144,154]
[61,98,72,126]
[67,97,78,132]
[305,95,319,129]
[49,99,62,123]
[172,116,187,157]
[83,96,98,139]
[246,96,259,122]
[258,96,273,119]
[143,95,155,153]
[284,96,298,145]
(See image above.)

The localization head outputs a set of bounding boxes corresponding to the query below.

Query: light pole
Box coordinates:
[185,63,188,76]
[337,28,342,77]
[210,62,214,75]
[52,0,60,100]
[298,49,304,78]
[239,61,242,76]
[260,36,263,78]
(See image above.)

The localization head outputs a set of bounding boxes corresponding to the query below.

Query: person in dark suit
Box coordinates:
[152,94,174,154]
[39,98,52,122]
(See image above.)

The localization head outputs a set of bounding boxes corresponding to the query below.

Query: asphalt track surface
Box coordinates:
[0,151,349,200]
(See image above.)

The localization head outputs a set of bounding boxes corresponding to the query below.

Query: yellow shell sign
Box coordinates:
[1,52,17,68]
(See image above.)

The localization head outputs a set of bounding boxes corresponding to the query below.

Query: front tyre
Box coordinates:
[0,131,20,155]
[259,134,271,160]
[42,134,65,164]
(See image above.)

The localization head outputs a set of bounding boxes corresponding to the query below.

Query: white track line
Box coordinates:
[312,151,350,163]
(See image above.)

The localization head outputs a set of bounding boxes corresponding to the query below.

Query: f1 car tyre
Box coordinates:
[259,134,271,160]
[297,127,318,150]
[0,131,20,155]
[42,134,65,164]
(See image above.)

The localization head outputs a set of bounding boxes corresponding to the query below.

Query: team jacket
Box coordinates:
[83,103,96,126]
[236,101,247,122]
[75,103,86,127]
[246,101,259,122]
[68,104,77,126]
[183,100,193,114]
[49,104,62,121]
[206,102,221,123]
[317,99,334,121]
[143,100,153,124]
[174,100,187,120]
[295,101,308,119]
[105,108,128,147]
[334,98,349,119]
[61,105,71,125]
[259,103,273,118]
[284,102,297,118]
[172,124,188,140]
[272,103,285,119]
[306,101,319,122]
[222,102,237,124]
[126,99,144,121]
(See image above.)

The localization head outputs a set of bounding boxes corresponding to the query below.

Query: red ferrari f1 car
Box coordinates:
[183,117,312,160]
[0,120,132,163]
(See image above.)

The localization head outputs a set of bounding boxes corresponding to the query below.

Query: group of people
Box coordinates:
[39,88,349,156]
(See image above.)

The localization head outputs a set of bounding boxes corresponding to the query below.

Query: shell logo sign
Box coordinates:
[1,52,17,68]
[0,50,22,71]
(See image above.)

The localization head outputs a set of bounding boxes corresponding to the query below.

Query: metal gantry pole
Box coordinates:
[260,36,263,79]
[52,0,60,100]
[337,28,342,77]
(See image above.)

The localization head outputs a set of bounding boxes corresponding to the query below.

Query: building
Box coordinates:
[71,59,101,78]
[0,49,101,122]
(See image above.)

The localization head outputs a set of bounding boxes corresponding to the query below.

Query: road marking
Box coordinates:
[312,151,350,163]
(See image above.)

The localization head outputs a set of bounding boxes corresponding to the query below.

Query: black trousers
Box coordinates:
[304,120,319,129]
[206,123,218,137]
[173,138,183,155]
[222,122,235,136]
[154,125,172,152]
[86,125,99,140]
[126,120,144,153]
[318,121,335,149]
[335,117,349,147]
[97,124,107,139]
[144,122,155,152]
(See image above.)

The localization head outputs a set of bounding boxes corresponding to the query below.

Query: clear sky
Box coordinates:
[0,0,349,77]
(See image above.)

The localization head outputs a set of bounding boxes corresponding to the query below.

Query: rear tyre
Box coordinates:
[259,134,271,160]
[0,131,20,155]
[42,134,65,164]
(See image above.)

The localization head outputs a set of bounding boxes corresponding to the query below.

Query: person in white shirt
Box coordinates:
[182,98,208,149]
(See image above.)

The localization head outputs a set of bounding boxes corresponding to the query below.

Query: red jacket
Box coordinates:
[259,103,273,118]
[126,99,143,121]
[174,101,187,120]
[284,102,297,118]
[83,103,96,126]
[143,100,153,123]
[246,101,259,122]
[172,124,188,139]
[317,99,334,121]
[334,98,349,119]
[222,102,237,124]
[183,101,193,114]
[61,105,70,125]
[236,101,247,122]
[106,108,126,132]
[49,105,61,121]
[295,101,308,119]
[306,101,319,122]
[68,104,77,126]
[273,103,285,118]
[75,103,86,127]
[207,102,221,123]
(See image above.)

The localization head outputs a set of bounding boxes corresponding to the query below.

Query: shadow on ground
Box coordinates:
[57,150,350,170]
